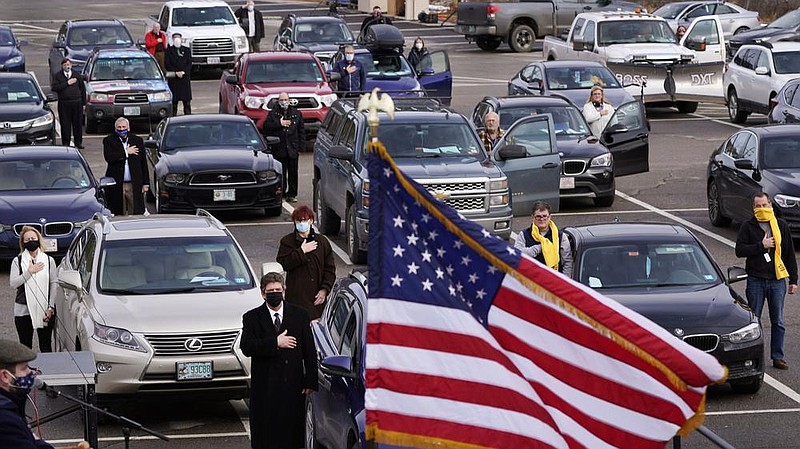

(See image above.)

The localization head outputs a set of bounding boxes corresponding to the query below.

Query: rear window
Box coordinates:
[92,57,162,81]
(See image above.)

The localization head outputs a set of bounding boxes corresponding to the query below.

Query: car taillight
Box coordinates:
[487,4,499,20]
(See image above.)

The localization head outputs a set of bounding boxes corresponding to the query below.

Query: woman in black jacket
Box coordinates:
[407,36,430,73]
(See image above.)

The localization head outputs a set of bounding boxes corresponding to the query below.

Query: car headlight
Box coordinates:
[147,91,171,102]
[164,173,186,184]
[244,96,266,109]
[774,194,800,208]
[361,179,369,208]
[590,153,612,168]
[257,169,278,181]
[726,322,761,344]
[236,36,248,51]
[88,92,112,103]
[6,55,23,65]
[490,178,508,191]
[30,113,54,127]
[318,93,338,107]
[490,194,510,207]
[93,322,146,352]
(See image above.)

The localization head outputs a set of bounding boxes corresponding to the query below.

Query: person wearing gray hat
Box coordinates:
[0,338,55,448]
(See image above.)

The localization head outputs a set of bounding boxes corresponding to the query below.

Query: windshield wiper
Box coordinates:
[415,153,443,158]
[145,286,233,294]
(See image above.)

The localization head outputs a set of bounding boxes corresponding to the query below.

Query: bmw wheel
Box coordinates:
[707,180,731,227]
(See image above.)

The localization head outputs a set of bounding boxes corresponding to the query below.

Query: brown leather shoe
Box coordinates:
[773,359,789,370]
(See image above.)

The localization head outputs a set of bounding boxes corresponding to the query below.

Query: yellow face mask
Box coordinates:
[754,207,775,222]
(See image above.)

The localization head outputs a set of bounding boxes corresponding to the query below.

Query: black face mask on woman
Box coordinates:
[24,240,40,252]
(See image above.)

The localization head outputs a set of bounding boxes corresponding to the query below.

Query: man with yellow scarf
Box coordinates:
[735,192,798,370]
[514,201,573,274]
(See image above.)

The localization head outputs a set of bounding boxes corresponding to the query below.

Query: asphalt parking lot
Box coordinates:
[2,0,800,447]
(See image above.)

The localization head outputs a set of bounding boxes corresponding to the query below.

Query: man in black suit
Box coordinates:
[164,33,192,115]
[234,1,265,52]
[51,58,86,148]
[241,272,317,449]
[102,117,149,215]
[263,92,305,202]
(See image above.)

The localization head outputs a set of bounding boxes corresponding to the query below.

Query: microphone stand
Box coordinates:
[44,386,170,449]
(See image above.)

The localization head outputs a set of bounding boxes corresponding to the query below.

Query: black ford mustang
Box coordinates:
[145,114,283,216]
[565,222,764,394]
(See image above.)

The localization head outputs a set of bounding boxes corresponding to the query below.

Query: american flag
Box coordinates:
[365,141,727,449]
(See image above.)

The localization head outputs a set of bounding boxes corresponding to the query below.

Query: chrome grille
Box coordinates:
[13,223,42,236]
[145,330,240,356]
[266,97,319,109]
[191,37,234,56]
[443,197,485,212]
[562,160,587,176]
[44,222,73,236]
[114,93,148,104]
[422,182,485,193]
[189,172,256,186]
[0,120,32,132]
[683,334,719,352]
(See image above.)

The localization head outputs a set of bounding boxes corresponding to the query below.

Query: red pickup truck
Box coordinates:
[218,51,338,136]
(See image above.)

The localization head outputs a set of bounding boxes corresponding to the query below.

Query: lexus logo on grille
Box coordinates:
[218,174,231,181]
[1,122,10,129]
[184,338,203,352]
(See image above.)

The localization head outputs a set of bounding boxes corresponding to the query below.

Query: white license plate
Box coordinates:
[214,189,236,201]
[0,134,16,144]
[560,177,575,189]
[123,106,141,116]
[177,361,213,381]
[207,57,221,64]
[41,238,57,252]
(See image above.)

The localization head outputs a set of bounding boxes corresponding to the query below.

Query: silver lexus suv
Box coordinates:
[52,211,263,397]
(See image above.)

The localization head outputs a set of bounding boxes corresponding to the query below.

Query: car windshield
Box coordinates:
[163,121,264,150]
[653,3,690,19]
[772,51,800,74]
[172,7,236,26]
[598,20,677,45]
[0,159,92,191]
[67,26,133,46]
[356,53,413,77]
[98,236,255,294]
[91,57,163,81]
[496,106,590,136]
[0,29,14,46]
[294,22,354,43]
[770,9,800,29]
[368,123,484,158]
[0,78,40,104]
[762,138,800,168]
[545,66,621,90]
[577,243,720,289]
[245,60,324,83]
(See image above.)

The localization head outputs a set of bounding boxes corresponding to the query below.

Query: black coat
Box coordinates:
[51,70,86,103]
[407,47,430,71]
[165,46,192,101]
[276,229,336,320]
[0,389,54,449]
[103,133,150,215]
[735,216,799,284]
[234,7,265,39]
[241,302,317,449]
[263,105,305,159]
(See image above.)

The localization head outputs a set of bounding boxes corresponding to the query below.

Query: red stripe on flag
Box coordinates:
[514,258,713,386]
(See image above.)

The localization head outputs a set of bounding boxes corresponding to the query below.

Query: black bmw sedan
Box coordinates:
[145,114,283,216]
[565,222,764,393]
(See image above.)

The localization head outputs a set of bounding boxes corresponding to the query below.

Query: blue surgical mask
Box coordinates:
[6,370,36,397]
[247,5,254,11]
[278,100,289,109]
[295,221,311,233]
[116,129,128,138]
[345,53,354,62]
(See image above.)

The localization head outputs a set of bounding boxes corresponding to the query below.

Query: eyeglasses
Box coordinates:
[534,215,550,220]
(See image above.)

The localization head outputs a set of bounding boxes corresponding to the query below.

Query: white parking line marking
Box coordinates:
[706,408,800,416]
[556,207,707,216]
[229,399,251,439]
[6,23,58,32]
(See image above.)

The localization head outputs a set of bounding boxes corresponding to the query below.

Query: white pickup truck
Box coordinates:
[542,11,726,112]
[146,0,248,69]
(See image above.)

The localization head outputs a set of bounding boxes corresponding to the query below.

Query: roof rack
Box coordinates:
[195,208,225,230]
[350,269,368,287]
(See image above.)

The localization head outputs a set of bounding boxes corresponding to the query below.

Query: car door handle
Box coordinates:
[636,133,647,140]
[542,162,559,169]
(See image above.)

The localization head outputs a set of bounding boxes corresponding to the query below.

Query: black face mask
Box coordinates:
[24,240,40,252]
[265,292,283,307]
[593,101,602,108]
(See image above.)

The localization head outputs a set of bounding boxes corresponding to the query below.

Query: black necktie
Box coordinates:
[274,313,281,333]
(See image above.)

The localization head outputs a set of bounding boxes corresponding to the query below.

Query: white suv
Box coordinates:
[53,211,263,397]
[724,42,800,123]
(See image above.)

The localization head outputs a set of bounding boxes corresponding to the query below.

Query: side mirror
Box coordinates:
[531,78,544,94]
[319,355,356,379]
[419,67,435,76]
[496,144,527,161]
[279,36,292,48]
[225,73,239,85]
[685,36,707,51]
[605,123,629,135]
[45,92,58,103]
[58,269,83,292]
[734,158,754,170]
[755,66,770,76]
[572,36,585,52]
[53,40,66,49]
[727,266,748,284]
[328,71,341,82]
[144,138,158,150]
[329,145,354,161]
[17,39,28,47]
[265,136,280,146]
[98,176,117,188]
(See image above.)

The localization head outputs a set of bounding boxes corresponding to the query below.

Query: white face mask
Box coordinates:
[415,43,423,50]
[173,38,182,47]
[247,5,254,11]
[345,53,354,62]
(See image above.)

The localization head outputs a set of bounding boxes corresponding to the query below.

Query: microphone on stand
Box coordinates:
[34,377,58,398]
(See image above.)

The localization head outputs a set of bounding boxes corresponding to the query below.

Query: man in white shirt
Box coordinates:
[235,0,264,52]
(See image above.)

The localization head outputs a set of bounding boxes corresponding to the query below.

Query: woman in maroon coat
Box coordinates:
[276,205,336,319]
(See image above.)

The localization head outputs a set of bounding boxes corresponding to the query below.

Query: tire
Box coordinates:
[264,205,282,217]
[305,396,321,449]
[508,24,535,53]
[676,101,698,114]
[730,374,763,394]
[707,180,732,227]
[475,36,502,51]
[593,194,615,207]
[154,179,164,214]
[346,204,367,264]
[734,27,749,35]
[728,88,749,124]
[314,179,340,235]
